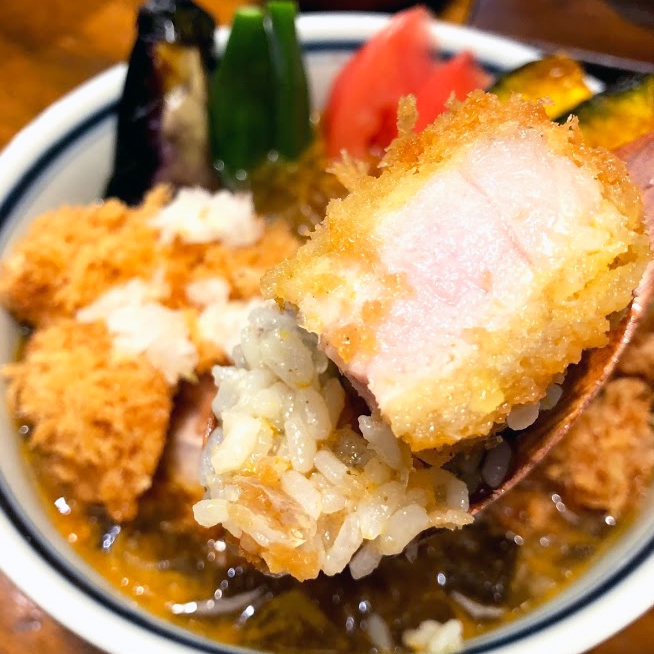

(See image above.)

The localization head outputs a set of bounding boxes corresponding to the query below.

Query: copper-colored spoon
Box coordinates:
[470,132,654,513]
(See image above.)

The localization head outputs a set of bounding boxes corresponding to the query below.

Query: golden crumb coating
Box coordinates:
[0,187,298,329]
[175,220,299,371]
[0,187,299,520]
[546,378,654,516]
[3,320,172,522]
[0,187,169,326]
[264,92,651,451]
[165,219,299,308]
[617,330,654,384]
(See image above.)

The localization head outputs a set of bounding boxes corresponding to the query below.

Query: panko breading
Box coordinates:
[3,320,172,521]
[170,220,299,370]
[617,331,654,384]
[169,219,299,304]
[545,377,654,516]
[0,185,299,522]
[0,187,169,327]
[264,92,650,452]
[0,186,298,329]
[0,187,299,521]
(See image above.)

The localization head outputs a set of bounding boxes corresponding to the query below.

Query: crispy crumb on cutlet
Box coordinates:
[179,221,299,372]
[545,378,654,516]
[0,187,299,521]
[3,320,172,522]
[0,187,170,326]
[264,91,650,452]
[616,331,654,384]
[165,219,299,308]
[0,186,298,328]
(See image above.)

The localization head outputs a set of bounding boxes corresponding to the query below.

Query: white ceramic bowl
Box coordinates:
[1,13,653,654]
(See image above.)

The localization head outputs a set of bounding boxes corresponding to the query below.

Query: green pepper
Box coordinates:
[209,7,275,188]
[268,1,312,161]
[209,1,312,189]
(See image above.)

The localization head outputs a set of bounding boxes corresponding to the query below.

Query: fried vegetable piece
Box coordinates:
[263,92,650,452]
[3,320,172,522]
[561,73,654,150]
[210,7,274,184]
[490,54,593,119]
[209,2,312,188]
[545,378,654,516]
[489,55,593,118]
[268,1,313,161]
[105,0,217,204]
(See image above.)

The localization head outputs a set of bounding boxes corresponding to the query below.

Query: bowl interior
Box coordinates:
[0,15,652,654]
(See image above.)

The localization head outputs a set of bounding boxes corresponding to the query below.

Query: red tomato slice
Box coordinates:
[413,51,492,132]
[324,6,436,159]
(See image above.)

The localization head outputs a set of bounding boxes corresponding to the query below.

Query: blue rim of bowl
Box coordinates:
[0,38,652,654]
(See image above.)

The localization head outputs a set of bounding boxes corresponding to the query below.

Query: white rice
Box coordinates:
[149,187,263,247]
[505,379,565,431]
[186,277,264,357]
[480,438,512,489]
[540,383,564,410]
[194,303,472,580]
[403,619,464,654]
[77,275,198,384]
[468,376,566,491]
[506,402,541,431]
[366,613,394,652]
[186,277,232,305]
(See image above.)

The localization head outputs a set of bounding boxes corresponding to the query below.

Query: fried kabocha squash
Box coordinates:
[561,73,654,150]
[490,55,593,119]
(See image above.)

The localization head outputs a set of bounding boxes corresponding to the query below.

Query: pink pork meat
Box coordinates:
[263,91,650,452]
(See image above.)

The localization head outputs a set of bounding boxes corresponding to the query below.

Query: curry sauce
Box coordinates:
[28,436,632,652]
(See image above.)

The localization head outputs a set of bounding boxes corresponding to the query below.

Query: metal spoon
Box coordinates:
[470,132,654,513]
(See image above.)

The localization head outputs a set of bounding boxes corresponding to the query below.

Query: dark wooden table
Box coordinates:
[0,1,653,653]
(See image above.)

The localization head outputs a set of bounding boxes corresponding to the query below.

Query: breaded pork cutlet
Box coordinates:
[4,320,172,522]
[0,186,298,330]
[545,377,654,516]
[0,187,299,520]
[0,188,169,327]
[264,92,651,453]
